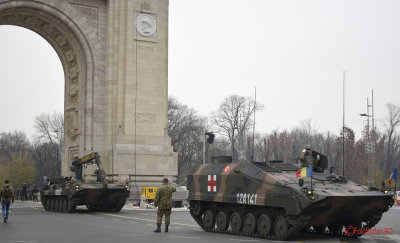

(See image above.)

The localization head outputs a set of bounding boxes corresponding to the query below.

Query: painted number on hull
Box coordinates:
[237,193,258,205]
[55,189,62,195]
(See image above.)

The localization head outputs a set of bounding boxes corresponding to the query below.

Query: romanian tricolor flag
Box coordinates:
[296,166,313,178]
[388,168,397,184]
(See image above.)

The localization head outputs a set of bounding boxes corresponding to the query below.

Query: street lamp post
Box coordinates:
[360,97,374,187]
[360,112,370,187]
[203,130,215,164]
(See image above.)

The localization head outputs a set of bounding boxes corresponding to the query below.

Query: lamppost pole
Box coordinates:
[360,97,372,187]
[367,98,370,187]
[371,90,375,187]
[203,125,206,164]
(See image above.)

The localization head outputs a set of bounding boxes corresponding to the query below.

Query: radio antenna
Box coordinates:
[342,71,345,177]
[252,87,257,162]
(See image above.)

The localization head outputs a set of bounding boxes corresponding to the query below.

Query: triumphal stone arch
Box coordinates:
[0,0,177,185]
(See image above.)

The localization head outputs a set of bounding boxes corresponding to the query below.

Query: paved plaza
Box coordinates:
[1,201,399,243]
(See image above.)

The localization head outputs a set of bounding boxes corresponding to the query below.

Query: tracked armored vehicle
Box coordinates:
[41,152,130,213]
[187,154,394,240]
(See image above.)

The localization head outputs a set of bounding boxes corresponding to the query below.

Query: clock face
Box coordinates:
[136,13,156,37]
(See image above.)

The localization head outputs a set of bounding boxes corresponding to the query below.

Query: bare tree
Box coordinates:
[31,112,64,181]
[0,131,30,165]
[211,95,263,161]
[34,112,64,146]
[168,97,204,184]
[384,104,400,174]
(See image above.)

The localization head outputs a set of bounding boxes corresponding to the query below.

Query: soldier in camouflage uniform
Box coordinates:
[299,145,321,170]
[154,177,176,233]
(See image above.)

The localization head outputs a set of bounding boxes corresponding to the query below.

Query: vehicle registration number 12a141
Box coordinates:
[236,193,258,205]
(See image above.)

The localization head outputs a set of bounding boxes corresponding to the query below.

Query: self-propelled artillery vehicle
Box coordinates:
[41,152,130,213]
[187,154,394,240]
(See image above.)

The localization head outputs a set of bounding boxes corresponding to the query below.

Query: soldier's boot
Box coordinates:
[3,217,6,223]
[154,223,161,233]
[165,224,169,232]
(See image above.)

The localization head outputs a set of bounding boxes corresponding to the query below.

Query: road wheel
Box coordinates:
[190,201,203,216]
[243,213,256,234]
[230,212,243,233]
[112,203,124,212]
[66,199,76,213]
[49,198,54,211]
[257,214,272,237]
[58,198,64,212]
[202,210,216,230]
[54,198,59,211]
[108,204,116,212]
[61,198,68,212]
[328,225,343,235]
[216,211,229,231]
[274,215,289,240]
[56,198,62,212]
[314,226,326,234]
[41,196,48,210]
[43,197,50,211]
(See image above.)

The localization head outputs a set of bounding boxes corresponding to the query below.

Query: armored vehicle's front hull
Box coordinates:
[305,195,392,227]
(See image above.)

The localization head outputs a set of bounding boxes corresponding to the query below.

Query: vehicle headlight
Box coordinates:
[384,190,388,194]
[307,190,313,195]
[310,195,315,200]
[75,185,80,191]
[125,185,130,190]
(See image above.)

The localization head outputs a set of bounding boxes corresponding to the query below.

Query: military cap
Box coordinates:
[163,177,169,182]
[304,145,311,150]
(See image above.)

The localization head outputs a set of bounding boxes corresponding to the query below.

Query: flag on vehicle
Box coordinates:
[388,168,397,184]
[296,166,313,178]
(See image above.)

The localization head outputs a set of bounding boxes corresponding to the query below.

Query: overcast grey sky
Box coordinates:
[1,0,400,140]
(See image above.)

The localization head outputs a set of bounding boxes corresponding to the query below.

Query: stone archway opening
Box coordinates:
[0,25,64,137]
[0,1,95,176]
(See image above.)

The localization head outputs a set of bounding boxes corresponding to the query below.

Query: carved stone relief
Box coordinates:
[65,107,79,138]
[140,1,151,11]
[71,3,98,35]
[135,13,157,38]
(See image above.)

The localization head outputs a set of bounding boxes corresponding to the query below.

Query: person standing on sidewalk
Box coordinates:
[0,180,15,223]
[153,177,176,233]
[21,183,27,202]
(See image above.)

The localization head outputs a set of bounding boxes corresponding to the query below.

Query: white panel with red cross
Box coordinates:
[208,175,217,192]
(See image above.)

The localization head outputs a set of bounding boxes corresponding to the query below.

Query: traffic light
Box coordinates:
[205,132,215,144]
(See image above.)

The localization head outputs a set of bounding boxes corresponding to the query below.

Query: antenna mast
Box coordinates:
[252,87,257,162]
[342,71,345,177]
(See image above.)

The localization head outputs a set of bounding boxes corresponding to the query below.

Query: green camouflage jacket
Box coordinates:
[299,152,319,167]
[154,184,176,209]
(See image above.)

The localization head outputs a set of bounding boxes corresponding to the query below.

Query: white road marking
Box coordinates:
[229,239,260,242]
[171,236,201,239]
[8,241,37,243]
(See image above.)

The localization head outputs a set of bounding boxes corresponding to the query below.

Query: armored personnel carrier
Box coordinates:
[187,154,394,240]
[41,152,130,213]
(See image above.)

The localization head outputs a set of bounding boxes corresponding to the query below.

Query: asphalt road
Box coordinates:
[1,201,399,243]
